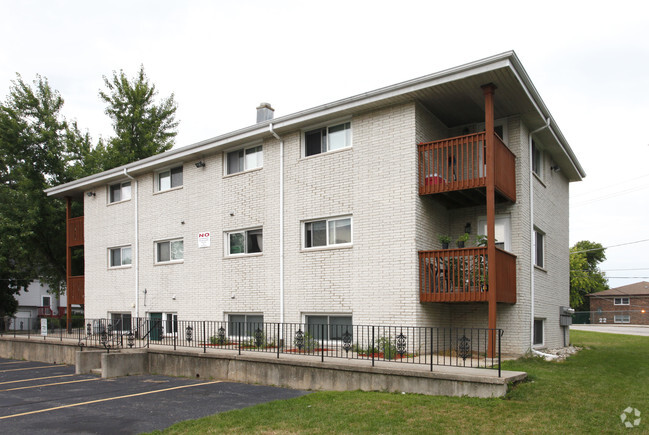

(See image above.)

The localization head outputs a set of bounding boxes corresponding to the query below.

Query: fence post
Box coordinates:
[14,317,16,338]
[498,329,502,378]
[174,330,177,351]
[60,320,63,341]
[321,324,324,363]
[147,320,150,349]
[203,321,206,354]
[372,326,375,367]
[238,322,241,355]
[277,323,280,359]
[430,327,434,372]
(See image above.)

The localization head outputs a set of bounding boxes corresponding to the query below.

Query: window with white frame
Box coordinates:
[534,229,545,268]
[156,239,183,263]
[226,228,263,255]
[614,297,630,305]
[533,318,544,345]
[164,313,178,335]
[304,216,352,249]
[110,312,132,332]
[227,145,263,175]
[157,166,183,191]
[108,181,131,203]
[227,314,264,337]
[304,122,351,157]
[532,140,543,177]
[305,315,352,340]
[614,314,630,324]
[42,295,51,308]
[109,246,132,267]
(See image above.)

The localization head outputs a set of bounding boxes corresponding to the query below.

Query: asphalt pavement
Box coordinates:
[0,358,308,434]
[570,324,649,336]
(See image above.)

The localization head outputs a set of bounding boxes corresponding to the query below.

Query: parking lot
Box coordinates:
[0,357,308,434]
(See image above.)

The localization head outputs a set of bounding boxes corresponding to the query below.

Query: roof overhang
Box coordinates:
[46,50,585,199]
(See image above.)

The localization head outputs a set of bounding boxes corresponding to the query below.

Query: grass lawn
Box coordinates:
[152,330,647,434]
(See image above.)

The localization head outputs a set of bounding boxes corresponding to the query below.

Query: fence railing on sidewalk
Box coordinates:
[0,317,504,377]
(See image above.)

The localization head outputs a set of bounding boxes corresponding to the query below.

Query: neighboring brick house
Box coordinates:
[588,282,649,325]
[45,51,585,354]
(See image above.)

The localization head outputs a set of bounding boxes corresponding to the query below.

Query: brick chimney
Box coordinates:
[256,102,274,123]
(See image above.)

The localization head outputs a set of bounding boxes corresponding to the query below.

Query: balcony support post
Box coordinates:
[482,83,498,358]
[65,196,72,333]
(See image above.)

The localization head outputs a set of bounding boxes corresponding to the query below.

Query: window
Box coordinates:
[164,313,178,335]
[226,228,263,255]
[478,215,512,251]
[111,313,132,332]
[156,239,183,263]
[304,216,352,248]
[305,315,352,340]
[304,122,351,157]
[228,314,264,336]
[534,229,545,268]
[533,318,544,345]
[109,181,131,203]
[532,140,543,177]
[109,246,132,267]
[614,297,630,305]
[42,296,51,308]
[614,315,630,324]
[227,145,263,175]
[157,166,183,191]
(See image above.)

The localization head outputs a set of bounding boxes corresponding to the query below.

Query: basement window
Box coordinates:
[533,318,544,346]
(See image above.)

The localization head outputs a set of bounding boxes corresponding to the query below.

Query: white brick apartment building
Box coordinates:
[46,52,585,354]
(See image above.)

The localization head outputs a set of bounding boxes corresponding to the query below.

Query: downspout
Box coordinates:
[529,118,550,356]
[123,168,139,319]
[269,123,284,325]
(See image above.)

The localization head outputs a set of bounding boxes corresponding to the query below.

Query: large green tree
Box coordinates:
[0,67,178,320]
[99,66,178,169]
[570,240,608,311]
[0,74,78,319]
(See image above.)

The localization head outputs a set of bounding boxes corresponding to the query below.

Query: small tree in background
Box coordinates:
[570,240,608,311]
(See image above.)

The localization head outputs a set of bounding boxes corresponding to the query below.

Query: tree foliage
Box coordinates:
[0,67,178,318]
[99,66,177,169]
[570,240,608,311]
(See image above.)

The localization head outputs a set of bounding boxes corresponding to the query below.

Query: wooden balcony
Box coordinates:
[419,248,516,303]
[67,276,84,305]
[37,306,67,317]
[418,132,516,207]
[67,216,84,247]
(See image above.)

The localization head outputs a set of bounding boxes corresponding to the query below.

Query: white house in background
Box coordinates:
[45,51,585,355]
[13,281,67,330]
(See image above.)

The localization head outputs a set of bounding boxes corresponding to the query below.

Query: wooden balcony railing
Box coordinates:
[67,216,84,247]
[37,306,67,317]
[418,132,516,202]
[419,247,516,303]
[67,276,84,305]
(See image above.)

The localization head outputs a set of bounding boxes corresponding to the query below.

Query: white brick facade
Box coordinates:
[51,53,584,355]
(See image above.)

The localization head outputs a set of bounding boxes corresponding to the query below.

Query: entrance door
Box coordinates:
[149,312,162,341]
[478,215,512,251]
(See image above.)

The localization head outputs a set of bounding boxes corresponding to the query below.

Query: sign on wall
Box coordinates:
[198,232,211,248]
[41,318,48,336]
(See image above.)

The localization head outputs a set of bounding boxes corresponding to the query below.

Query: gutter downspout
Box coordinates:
[123,168,139,319]
[529,118,550,356]
[269,124,284,325]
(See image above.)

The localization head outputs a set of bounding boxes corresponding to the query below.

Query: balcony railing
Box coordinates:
[67,276,84,305]
[419,248,516,303]
[67,216,84,247]
[418,132,516,202]
[37,306,67,317]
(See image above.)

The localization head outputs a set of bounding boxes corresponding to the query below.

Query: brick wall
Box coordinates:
[589,297,649,325]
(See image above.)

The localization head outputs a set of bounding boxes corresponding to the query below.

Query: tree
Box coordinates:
[99,66,178,169]
[570,240,608,311]
[0,74,77,318]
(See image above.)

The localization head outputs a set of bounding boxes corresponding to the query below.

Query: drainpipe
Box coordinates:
[528,118,550,354]
[123,168,139,319]
[269,123,284,325]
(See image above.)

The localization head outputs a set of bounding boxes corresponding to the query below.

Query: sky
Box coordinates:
[1,0,648,289]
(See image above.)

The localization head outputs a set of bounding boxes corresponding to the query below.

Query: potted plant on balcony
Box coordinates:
[438,235,451,250]
[456,233,470,248]
[475,234,487,247]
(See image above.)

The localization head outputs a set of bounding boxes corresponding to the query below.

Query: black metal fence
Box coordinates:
[1,317,504,376]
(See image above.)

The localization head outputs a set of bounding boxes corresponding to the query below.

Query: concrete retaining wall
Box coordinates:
[0,338,524,398]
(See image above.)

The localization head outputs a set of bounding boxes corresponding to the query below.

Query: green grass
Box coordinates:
[152,331,648,434]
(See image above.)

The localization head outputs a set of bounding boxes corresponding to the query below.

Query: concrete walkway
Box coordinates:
[571,324,649,337]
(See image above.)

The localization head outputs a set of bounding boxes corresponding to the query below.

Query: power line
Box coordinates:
[571,239,649,255]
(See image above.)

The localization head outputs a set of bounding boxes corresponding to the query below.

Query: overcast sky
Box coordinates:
[2,0,648,289]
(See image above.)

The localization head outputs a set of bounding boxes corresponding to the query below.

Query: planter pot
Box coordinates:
[457,241,465,248]
[442,243,449,250]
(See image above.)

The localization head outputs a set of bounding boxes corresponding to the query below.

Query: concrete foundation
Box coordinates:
[0,337,526,398]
